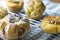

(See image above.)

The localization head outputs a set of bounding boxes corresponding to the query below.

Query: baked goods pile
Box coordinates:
[24,0,46,20]
[41,16,60,34]
[3,0,60,40]
[0,0,60,40]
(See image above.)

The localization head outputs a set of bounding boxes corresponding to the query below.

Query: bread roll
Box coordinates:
[0,14,30,40]
[6,0,24,13]
[24,0,46,20]
[40,16,60,34]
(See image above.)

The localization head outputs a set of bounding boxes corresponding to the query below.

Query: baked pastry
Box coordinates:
[0,14,30,40]
[40,16,60,34]
[24,0,46,20]
[6,0,24,13]
[0,6,7,19]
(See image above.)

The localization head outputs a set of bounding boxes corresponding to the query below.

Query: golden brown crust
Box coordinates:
[42,16,60,24]
[6,0,24,13]
[0,15,30,40]
[24,0,46,20]
[0,21,7,31]
[0,6,8,19]
[5,23,18,39]
[40,16,60,34]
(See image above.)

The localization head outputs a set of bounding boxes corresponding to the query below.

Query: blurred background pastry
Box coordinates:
[6,0,24,13]
[24,0,46,20]
[0,6,7,19]
[40,16,60,34]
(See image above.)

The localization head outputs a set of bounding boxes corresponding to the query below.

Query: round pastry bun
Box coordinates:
[40,16,60,34]
[0,6,8,19]
[6,0,24,13]
[0,14,30,40]
[24,0,46,20]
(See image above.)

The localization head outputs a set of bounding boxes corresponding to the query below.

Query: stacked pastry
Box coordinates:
[24,0,46,20]
[0,6,30,40]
